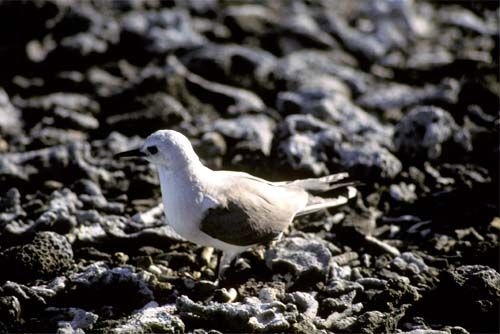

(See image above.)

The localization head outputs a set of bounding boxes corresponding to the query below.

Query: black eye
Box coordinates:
[146,146,158,154]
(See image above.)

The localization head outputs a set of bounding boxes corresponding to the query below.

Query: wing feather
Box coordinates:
[200,175,308,246]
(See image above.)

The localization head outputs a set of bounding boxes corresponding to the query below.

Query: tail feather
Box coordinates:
[283,172,351,193]
[296,186,357,216]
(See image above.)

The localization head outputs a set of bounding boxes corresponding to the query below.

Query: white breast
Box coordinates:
[158,168,203,241]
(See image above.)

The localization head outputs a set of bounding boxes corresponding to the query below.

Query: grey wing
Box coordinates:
[200,177,308,246]
[200,200,281,246]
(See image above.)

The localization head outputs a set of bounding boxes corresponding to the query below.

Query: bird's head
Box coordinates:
[115,130,200,170]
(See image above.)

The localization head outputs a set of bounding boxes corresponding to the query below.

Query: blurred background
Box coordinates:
[0,0,498,333]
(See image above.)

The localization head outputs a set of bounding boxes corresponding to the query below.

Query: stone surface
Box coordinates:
[112,302,184,334]
[265,236,333,282]
[0,232,73,282]
[394,106,472,161]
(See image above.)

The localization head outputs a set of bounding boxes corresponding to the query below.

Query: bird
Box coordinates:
[115,130,357,279]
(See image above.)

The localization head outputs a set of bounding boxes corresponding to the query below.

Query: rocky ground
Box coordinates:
[0,0,499,333]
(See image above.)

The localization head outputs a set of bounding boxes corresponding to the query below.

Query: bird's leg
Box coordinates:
[217,250,240,280]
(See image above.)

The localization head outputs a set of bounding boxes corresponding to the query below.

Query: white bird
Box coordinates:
[116,130,357,279]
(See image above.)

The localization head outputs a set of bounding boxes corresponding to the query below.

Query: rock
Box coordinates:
[51,107,99,131]
[223,5,280,39]
[419,265,500,333]
[2,142,121,190]
[0,188,24,226]
[272,114,334,176]
[324,279,364,298]
[58,32,108,57]
[371,277,421,312]
[0,88,23,136]
[333,141,403,179]
[14,92,100,115]
[265,236,333,282]
[276,85,391,146]
[56,322,85,334]
[357,79,460,111]
[34,189,82,233]
[112,302,184,334]
[210,114,276,156]
[0,296,22,325]
[284,292,318,319]
[321,12,387,60]
[213,288,238,303]
[390,252,437,288]
[274,131,329,176]
[275,50,371,95]
[0,232,73,282]
[273,113,401,179]
[177,294,291,332]
[106,93,191,136]
[168,57,266,116]
[399,330,448,334]
[279,2,337,51]
[439,7,497,35]
[47,307,99,331]
[183,43,277,90]
[394,106,472,161]
[390,182,417,203]
[350,310,399,334]
[120,9,206,56]
[68,262,155,312]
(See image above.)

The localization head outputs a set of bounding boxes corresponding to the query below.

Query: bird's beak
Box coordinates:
[114,148,147,159]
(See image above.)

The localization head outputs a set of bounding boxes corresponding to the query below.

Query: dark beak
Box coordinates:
[114,148,147,159]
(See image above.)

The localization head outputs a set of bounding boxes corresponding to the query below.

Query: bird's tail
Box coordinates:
[285,173,358,216]
[283,173,352,193]
[296,186,357,216]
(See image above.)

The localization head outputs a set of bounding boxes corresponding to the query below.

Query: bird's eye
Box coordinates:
[146,146,158,154]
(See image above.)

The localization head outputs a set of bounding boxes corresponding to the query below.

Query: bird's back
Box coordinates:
[198,171,309,246]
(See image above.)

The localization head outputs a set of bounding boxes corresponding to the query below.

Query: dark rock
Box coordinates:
[14,92,99,115]
[46,306,99,332]
[183,43,277,91]
[0,188,24,227]
[272,114,401,179]
[177,294,291,332]
[439,7,497,35]
[357,79,460,111]
[0,296,22,325]
[110,302,183,334]
[34,189,82,233]
[332,141,402,179]
[210,114,276,156]
[390,183,417,203]
[275,50,371,95]
[168,57,266,116]
[276,87,391,146]
[321,12,387,60]
[370,277,421,312]
[394,106,472,161]
[106,93,191,136]
[28,127,88,148]
[68,262,155,312]
[120,9,206,56]
[0,232,73,282]
[0,88,23,137]
[223,5,281,39]
[351,310,400,334]
[271,114,334,176]
[419,265,499,333]
[283,291,318,319]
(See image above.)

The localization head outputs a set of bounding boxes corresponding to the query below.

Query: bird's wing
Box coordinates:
[200,174,308,246]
